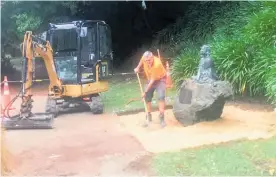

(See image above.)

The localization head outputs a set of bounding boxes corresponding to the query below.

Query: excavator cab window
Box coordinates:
[47,21,113,85]
[52,29,78,52]
[80,23,113,83]
[98,24,112,78]
[49,28,78,84]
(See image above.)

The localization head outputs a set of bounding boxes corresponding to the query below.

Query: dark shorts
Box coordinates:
[144,77,166,103]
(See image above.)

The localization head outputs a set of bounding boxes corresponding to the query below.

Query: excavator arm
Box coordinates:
[2,20,113,129]
[1,31,56,129]
[20,31,63,118]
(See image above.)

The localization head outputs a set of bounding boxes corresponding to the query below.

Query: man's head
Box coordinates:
[143,51,154,67]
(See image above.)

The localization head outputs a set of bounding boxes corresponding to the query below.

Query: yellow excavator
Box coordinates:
[2,20,113,129]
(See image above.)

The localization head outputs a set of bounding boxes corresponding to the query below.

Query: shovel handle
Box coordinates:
[136,73,148,113]
[157,49,161,59]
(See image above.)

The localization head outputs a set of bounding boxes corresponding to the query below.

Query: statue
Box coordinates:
[194,45,219,83]
[172,44,233,126]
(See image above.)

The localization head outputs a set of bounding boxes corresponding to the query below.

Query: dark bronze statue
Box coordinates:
[173,44,233,126]
[194,45,219,83]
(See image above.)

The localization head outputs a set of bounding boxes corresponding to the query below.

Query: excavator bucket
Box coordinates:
[1,113,54,130]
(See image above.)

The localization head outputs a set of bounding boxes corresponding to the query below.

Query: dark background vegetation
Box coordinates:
[1,1,276,104]
[1,1,192,68]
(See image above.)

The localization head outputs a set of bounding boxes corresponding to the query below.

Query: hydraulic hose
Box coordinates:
[2,36,44,119]
[2,84,32,119]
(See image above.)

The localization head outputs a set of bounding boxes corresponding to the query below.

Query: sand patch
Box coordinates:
[119,105,276,153]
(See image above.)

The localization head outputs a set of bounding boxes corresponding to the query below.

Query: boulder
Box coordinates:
[172,45,233,126]
[173,78,233,126]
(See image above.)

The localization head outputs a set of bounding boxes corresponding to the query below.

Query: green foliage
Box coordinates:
[243,2,276,46]
[171,42,200,87]
[264,52,276,104]
[12,13,42,35]
[212,39,253,94]
[154,1,276,103]
[211,2,276,98]
[1,1,79,56]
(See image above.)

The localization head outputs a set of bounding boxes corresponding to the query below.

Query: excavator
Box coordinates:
[2,20,113,129]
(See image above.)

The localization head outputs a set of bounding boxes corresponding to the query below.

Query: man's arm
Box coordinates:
[134,58,143,73]
[144,79,155,93]
[144,67,158,95]
[141,79,155,98]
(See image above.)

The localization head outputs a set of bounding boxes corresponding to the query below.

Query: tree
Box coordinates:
[1,1,78,57]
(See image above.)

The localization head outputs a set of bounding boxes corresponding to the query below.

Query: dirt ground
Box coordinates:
[2,86,276,176]
[3,95,154,176]
[119,104,276,153]
[5,114,154,176]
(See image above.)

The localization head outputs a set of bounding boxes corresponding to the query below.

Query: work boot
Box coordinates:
[142,112,152,127]
[147,112,152,122]
[159,113,166,128]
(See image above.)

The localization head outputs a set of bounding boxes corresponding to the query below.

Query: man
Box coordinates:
[134,51,167,127]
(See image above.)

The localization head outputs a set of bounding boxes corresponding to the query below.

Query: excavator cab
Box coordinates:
[46,20,113,85]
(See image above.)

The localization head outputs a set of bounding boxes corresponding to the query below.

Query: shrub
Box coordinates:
[153,1,276,103]
[171,42,200,87]
[265,61,276,104]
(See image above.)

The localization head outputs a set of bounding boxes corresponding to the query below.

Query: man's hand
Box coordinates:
[134,67,139,73]
[141,92,146,99]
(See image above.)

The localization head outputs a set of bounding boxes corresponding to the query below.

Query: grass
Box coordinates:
[102,78,142,113]
[152,137,276,176]
[102,77,177,113]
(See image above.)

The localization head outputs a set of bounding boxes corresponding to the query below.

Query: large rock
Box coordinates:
[173,79,233,126]
[172,45,233,126]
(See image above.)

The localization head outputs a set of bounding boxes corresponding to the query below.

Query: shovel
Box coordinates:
[136,73,148,113]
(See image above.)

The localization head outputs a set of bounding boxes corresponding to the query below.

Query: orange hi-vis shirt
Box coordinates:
[141,56,166,81]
